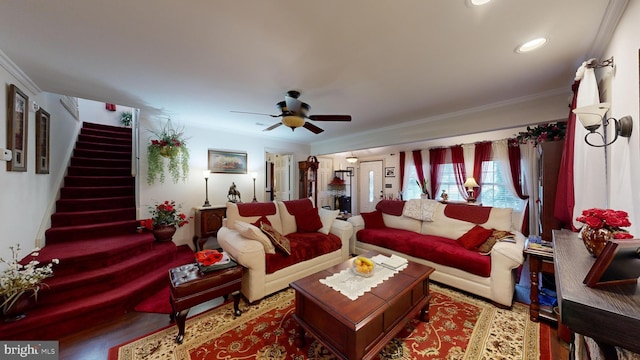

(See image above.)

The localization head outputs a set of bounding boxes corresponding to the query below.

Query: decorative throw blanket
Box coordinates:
[402,199,439,221]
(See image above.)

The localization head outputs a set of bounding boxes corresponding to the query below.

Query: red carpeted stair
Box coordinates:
[0,122,195,340]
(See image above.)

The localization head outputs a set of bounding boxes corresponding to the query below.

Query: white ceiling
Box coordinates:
[0,0,627,149]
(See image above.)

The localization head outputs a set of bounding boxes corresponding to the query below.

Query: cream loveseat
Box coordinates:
[218,199,353,303]
[347,199,527,307]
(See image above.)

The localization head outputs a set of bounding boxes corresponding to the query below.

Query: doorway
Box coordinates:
[358,160,383,213]
[265,152,293,201]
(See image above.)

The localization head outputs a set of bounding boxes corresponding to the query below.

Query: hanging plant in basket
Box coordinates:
[147,119,190,185]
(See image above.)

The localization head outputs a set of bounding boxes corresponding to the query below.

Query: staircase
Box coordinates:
[0,122,194,340]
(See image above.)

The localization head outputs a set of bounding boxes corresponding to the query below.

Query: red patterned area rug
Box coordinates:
[109,283,551,360]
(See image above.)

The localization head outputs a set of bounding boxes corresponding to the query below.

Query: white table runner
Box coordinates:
[319,258,408,300]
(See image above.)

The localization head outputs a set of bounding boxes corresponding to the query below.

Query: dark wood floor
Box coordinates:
[59,257,570,360]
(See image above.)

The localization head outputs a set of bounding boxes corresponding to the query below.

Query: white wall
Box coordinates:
[137,115,310,248]
[603,0,640,237]
[0,56,82,261]
[78,99,133,127]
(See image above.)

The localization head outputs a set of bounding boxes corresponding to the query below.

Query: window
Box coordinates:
[435,161,520,208]
[405,166,422,200]
[435,164,465,201]
[478,161,522,209]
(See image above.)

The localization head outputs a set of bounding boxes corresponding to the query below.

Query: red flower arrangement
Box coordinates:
[141,200,189,230]
[576,208,633,239]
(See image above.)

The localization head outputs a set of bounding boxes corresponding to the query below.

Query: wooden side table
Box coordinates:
[524,238,556,322]
[193,205,226,251]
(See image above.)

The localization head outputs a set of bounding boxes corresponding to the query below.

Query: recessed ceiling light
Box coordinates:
[469,0,491,5]
[516,37,548,53]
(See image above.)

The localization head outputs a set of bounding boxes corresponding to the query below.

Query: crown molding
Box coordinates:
[0,49,41,95]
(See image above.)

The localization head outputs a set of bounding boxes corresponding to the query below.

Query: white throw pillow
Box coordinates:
[234,221,276,254]
[318,208,339,235]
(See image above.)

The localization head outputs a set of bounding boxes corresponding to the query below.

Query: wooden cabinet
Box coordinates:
[538,140,564,241]
[193,206,226,251]
[298,157,318,204]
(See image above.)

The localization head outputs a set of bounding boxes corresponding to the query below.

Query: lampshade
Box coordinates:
[202,170,210,179]
[251,172,257,180]
[282,115,305,129]
[464,177,479,189]
[573,102,610,131]
[328,176,346,191]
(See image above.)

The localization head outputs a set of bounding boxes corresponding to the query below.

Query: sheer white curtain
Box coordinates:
[519,141,539,235]
[492,140,525,212]
[462,143,475,179]
[573,65,607,228]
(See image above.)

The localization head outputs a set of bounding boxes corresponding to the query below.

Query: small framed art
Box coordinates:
[7,84,29,172]
[208,150,248,174]
[35,108,51,174]
[385,167,395,177]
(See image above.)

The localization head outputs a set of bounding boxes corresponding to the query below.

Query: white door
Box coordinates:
[274,154,292,200]
[358,160,384,213]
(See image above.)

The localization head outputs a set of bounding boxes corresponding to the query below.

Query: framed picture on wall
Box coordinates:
[385,167,395,177]
[208,150,248,174]
[35,108,51,174]
[7,84,29,172]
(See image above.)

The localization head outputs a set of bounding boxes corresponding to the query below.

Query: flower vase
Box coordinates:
[581,225,613,257]
[152,224,177,242]
[2,293,32,322]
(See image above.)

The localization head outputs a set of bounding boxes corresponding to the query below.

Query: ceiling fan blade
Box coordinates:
[231,110,280,118]
[303,122,324,134]
[263,122,283,131]
[308,115,352,122]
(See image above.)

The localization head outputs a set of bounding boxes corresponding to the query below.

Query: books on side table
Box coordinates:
[527,235,553,254]
[371,254,408,270]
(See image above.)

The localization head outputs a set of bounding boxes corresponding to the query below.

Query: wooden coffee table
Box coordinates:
[290,251,434,360]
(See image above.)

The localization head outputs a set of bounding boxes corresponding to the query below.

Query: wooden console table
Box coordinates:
[193,205,226,251]
[553,229,640,354]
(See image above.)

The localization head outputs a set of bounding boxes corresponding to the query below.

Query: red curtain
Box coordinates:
[412,150,428,198]
[450,145,467,199]
[508,139,530,235]
[429,148,446,197]
[472,141,492,200]
[399,151,406,196]
[554,81,580,230]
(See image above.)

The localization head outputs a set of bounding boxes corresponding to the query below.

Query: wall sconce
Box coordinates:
[251,172,258,202]
[346,153,358,163]
[572,102,633,147]
[202,170,211,207]
[464,177,479,203]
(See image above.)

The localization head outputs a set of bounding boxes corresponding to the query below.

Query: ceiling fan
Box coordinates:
[231,90,351,134]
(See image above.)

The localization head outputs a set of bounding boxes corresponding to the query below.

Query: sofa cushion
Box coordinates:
[457,225,493,251]
[382,213,422,233]
[361,210,386,229]
[295,207,323,233]
[265,233,342,274]
[278,198,315,235]
[357,228,491,277]
[421,203,513,239]
[226,201,283,234]
[318,208,339,235]
[260,223,291,255]
[234,221,276,254]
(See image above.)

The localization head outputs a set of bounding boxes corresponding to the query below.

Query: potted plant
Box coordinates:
[516,122,567,146]
[142,200,190,242]
[146,120,190,185]
[120,111,133,127]
[0,245,59,321]
[416,178,430,199]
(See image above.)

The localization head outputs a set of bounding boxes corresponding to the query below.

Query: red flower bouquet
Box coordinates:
[576,208,633,239]
[142,200,189,230]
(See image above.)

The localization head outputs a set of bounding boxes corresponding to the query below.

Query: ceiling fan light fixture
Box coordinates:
[282,115,304,130]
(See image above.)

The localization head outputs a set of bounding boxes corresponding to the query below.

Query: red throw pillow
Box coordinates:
[458,225,493,251]
[251,215,271,228]
[295,208,323,233]
[361,210,386,229]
